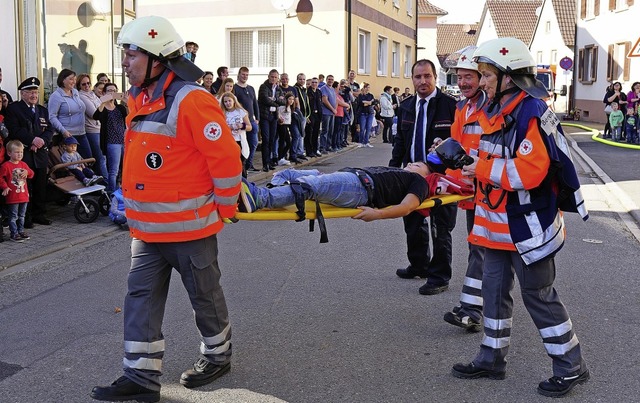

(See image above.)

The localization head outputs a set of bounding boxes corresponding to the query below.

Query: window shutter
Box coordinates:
[628,0,634,6]
[592,46,598,81]
[578,48,584,81]
[624,42,631,81]
[580,0,586,18]
[606,44,614,81]
[595,0,600,15]
[609,0,615,10]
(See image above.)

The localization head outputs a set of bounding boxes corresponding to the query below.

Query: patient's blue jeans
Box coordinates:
[255,168,369,209]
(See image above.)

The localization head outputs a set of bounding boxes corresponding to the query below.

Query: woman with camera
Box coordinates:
[93,82,127,192]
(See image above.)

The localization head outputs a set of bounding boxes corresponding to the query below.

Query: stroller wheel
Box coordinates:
[74,198,100,223]
[98,194,111,216]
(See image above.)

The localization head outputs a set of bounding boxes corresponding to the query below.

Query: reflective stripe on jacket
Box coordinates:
[470,91,565,264]
[448,92,487,210]
[123,70,242,243]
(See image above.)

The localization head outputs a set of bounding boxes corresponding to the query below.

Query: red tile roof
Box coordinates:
[436,23,480,64]
[418,0,448,16]
[484,0,543,45]
[551,0,576,47]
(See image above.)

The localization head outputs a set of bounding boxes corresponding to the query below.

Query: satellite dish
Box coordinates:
[296,0,313,24]
[271,0,295,10]
[77,2,96,27]
[462,24,471,33]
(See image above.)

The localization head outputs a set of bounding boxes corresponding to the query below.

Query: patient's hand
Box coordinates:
[353,206,381,222]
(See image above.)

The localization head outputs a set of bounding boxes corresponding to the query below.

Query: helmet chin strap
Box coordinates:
[141,56,164,89]
[487,72,518,113]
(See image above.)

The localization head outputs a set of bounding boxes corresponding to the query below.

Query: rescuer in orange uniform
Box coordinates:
[91,16,242,402]
[450,38,590,398]
[440,46,487,333]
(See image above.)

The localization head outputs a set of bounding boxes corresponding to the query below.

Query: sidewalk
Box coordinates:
[0,139,363,270]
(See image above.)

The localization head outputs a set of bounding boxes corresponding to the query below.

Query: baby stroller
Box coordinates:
[47,143,110,223]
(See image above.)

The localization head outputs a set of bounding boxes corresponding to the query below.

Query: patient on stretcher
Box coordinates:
[239,163,437,222]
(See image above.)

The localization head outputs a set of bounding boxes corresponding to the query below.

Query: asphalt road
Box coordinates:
[1,133,639,402]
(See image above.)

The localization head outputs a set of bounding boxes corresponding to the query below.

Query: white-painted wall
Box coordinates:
[575,1,640,122]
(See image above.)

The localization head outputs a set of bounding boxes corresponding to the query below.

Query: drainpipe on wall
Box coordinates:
[347,0,352,72]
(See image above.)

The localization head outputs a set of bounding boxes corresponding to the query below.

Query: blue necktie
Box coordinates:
[414,98,427,162]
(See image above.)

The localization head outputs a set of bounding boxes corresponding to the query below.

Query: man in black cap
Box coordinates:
[5,77,55,227]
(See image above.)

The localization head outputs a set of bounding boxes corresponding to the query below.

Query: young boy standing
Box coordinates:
[608,102,624,141]
[0,140,35,242]
[624,107,639,144]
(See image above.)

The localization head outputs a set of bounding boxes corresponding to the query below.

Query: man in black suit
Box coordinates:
[5,77,54,227]
[389,59,458,295]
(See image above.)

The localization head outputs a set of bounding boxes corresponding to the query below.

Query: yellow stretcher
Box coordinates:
[234,194,473,221]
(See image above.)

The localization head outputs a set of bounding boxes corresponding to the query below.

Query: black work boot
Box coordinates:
[537,370,590,397]
[180,358,231,388]
[90,376,160,402]
[451,362,506,380]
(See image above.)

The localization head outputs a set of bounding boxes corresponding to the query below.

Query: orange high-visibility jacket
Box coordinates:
[447,92,487,210]
[122,71,242,243]
[469,91,553,253]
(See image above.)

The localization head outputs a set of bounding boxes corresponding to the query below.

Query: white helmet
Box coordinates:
[473,37,548,99]
[443,45,479,73]
[118,16,203,82]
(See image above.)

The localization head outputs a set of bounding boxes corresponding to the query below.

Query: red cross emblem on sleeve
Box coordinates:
[499,47,509,55]
[204,122,223,141]
[148,29,158,39]
[461,55,467,61]
[518,139,533,155]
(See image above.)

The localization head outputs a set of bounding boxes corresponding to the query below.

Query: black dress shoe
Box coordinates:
[180,358,231,389]
[451,362,506,380]
[419,282,449,295]
[90,376,160,402]
[262,167,270,172]
[32,216,52,225]
[269,165,276,170]
[248,166,260,172]
[396,266,428,279]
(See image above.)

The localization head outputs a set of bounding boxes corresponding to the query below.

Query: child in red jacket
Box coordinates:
[0,140,35,242]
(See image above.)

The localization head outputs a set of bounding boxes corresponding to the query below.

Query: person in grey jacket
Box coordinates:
[77,73,107,178]
[47,69,90,158]
[380,85,395,143]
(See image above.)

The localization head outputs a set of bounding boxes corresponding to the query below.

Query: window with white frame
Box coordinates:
[407,0,413,15]
[614,0,629,11]
[229,28,282,72]
[551,50,557,64]
[404,45,412,77]
[545,21,551,33]
[392,41,400,77]
[393,0,400,9]
[358,30,371,74]
[377,36,388,76]
[537,51,543,65]
[585,0,595,18]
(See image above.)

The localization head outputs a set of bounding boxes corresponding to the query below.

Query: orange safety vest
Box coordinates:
[122,71,242,243]
[447,93,486,210]
[469,91,552,252]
